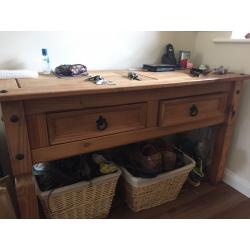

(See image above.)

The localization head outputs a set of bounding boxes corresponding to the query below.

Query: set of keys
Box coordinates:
[128,71,141,81]
[85,75,115,85]
[86,71,141,85]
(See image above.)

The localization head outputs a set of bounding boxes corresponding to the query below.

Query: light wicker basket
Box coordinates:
[35,169,121,219]
[121,154,195,212]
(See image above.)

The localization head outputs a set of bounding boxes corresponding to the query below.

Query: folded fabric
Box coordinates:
[0,70,38,79]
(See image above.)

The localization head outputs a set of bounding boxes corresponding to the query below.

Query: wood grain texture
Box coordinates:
[31,118,225,163]
[0,70,249,101]
[47,103,147,145]
[209,125,234,183]
[0,175,18,216]
[15,174,39,218]
[159,93,227,127]
[1,101,32,175]
[225,81,244,125]
[0,176,17,218]
[1,102,39,218]
[208,81,244,183]
[26,114,49,149]
[146,100,158,127]
[23,82,232,115]
[0,79,19,90]
[0,187,16,218]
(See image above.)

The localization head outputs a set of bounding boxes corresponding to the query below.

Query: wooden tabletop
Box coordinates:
[0,70,249,101]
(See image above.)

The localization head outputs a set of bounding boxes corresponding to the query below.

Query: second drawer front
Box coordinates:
[159,93,227,127]
[47,103,147,145]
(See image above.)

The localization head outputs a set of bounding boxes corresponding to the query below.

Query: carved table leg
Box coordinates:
[1,101,39,218]
[208,81,243,184]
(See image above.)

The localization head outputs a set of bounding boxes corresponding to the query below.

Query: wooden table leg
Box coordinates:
[15,174,39,218]
[208,125,234,183]
[208,81,243,184]
[1,101,39,218]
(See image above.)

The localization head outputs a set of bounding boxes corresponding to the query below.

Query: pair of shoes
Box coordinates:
[187,176,201,187]
[177,137,207,187]
[188,157,204,187]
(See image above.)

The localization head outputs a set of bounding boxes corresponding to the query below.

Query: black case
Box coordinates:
[143,64,176,72]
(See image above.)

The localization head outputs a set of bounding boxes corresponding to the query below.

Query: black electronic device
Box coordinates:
[143,64,176,72]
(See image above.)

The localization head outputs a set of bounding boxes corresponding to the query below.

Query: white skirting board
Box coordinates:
[223,169,250,198]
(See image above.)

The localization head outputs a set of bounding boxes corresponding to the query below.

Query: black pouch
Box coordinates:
[55,64,88,77]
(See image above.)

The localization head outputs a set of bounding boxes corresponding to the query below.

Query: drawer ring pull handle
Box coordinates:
[96,116,108,131]
[190,104,199,117]
[16,153,24,160]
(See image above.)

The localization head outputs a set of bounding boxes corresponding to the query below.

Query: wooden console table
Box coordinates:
[0,70,249,218]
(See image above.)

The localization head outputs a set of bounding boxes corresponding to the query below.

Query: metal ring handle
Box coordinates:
[16,153,24,160]
[190,104,199,117]
[96,116,108,131]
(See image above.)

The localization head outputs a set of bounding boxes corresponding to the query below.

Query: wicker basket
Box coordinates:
[35,169,121,219]
[121,155,195,212]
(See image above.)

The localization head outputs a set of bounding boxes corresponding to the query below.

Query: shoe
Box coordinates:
[92,153,118,175]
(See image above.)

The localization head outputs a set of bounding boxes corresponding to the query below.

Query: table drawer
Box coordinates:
[159,93,227,127]
[47,103,147,145]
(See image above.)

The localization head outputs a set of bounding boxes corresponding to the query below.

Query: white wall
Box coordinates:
[193,31,250,196]
[0,31,195,72]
